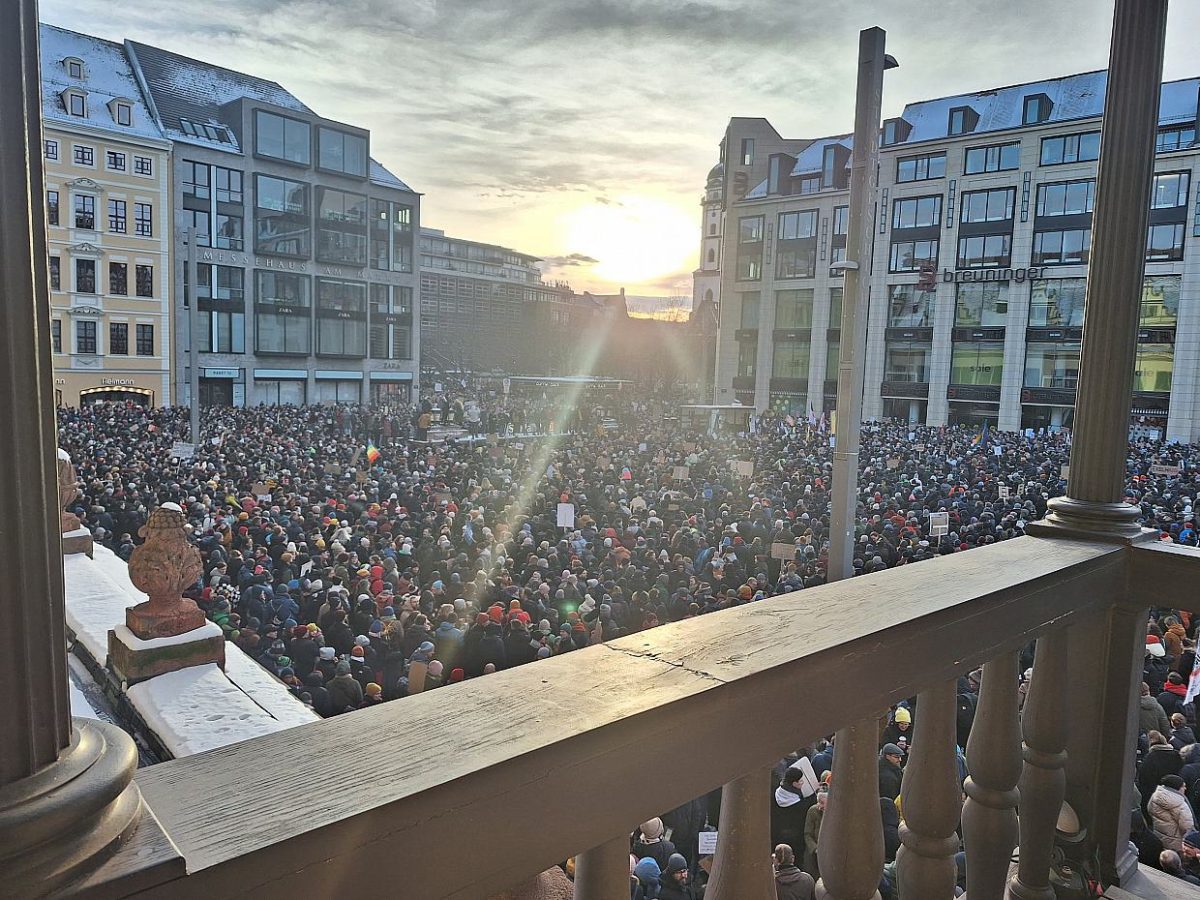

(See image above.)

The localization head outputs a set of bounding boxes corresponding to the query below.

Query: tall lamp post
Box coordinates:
[816,27,897,900]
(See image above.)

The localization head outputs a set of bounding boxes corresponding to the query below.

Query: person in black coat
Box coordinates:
[772,764,816,854]
[881,796,901,863]
[503,621,537,668]
[324,611,356,657]
[462,615,488,677]
[478,622,507,671]
[290,631,321,680]
[1139,734,1183,814]
[878,744,905,802]
[301,672,332,717]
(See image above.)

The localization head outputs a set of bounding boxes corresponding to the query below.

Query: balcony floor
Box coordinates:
[1105,865,1200,899]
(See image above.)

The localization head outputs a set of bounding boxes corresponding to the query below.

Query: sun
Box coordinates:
[561,195,696,286]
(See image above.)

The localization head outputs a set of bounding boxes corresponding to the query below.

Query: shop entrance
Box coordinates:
[79,387,154,406]
[199,378,234,406]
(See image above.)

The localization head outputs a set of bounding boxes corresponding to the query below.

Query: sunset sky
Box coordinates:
[44,0,1200,299]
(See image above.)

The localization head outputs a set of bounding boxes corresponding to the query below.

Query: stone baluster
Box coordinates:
[706,768,776,900]
[896,681,960,899]
[816,719,885,900]
[1009,630,1069,900]
[574,834,630,900]
[962,652,1022,900]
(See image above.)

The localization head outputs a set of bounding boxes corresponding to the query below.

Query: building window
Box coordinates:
[960,188,1015,223]
[115,102,132,127]
[49,256,60,291]
[316,278,367,357]
[736,339,757,379]
[318,127,368,177]
[45,139,58,160]
[178,118,233,144]
[76,320,97,354]
[737,215,764,281]
[778,210,818,240]
[950,342,1004,385]
[889,239,938,272]
[67,92,86,117]
[47,190,59,226]
[184,210,211,246]
[72,145,93,166]
[892,195,942,229]
[1024,342,1080,389]
[133,155,152,176]
[1134,343,1173,392]
[109,322,128,355]
[66,58,83,78]
[109,261,128,295]
[963,143,1021,176]
[369,200,413,272]
[706,248,715,263]
[776,245,816,279]
[885,341,931,382]
[1151,172,1190,209]
[255,175,311,257]
[948,106,977,136]
[739,291,760,329]
[1032,229,1091,265]
[255,271,311,355]
[825,340,840,382]
[1023,94,1051,125]
[772,339,810,379]
[255,110,311,165]
[1146,223,1184,261]
[136,324,154,356]
[896,152,946,183]
[1029,278,1087,327]
[215,213,244,251]
[183,161,210,199]
[882,120,900,146]
[1140,276,1180,327]
[106,150,126,171]
[135,265,153,298]
[214,166,243,204]
[740,138,754,166]
[134,202,152,236]
[833,206,849,235]
[75,258,96,293]
[1040,131,1101,166]
[108,199,126,233]
[369,284,413,360]
[955,282,1009,325]
[829,287,843,324]
[775,288,814,329]
[1156,125,1195,154]
[1036,179,1096,217]
[957,233,1012,268]
[316,187,368,265]
[888,285,935,327]
[51,319,61,353]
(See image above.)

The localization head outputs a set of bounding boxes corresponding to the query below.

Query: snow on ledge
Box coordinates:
[111,620,223,651]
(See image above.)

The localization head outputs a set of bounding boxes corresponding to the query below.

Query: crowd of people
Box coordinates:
[57,393,1200,896]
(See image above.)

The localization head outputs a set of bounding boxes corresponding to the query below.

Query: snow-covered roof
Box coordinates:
[125,39,311,153]
[898,71,1200,145]
[791,134,853,176]
[40,24,165,143]
[370,157,414,193]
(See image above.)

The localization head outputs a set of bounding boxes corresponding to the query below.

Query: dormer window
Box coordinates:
[64,57,84,79]
[1022,93,1053,125]
[881,117,912,147]
[63,89,86,118]
[948,106,978,136]
[114,101,132,127]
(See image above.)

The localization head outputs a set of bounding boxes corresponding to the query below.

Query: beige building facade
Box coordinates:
[42,24,173,407]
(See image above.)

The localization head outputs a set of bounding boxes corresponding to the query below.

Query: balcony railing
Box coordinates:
[55,532,1199,899]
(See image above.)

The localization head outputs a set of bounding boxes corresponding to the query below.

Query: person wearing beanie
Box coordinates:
[363,682,384,705]
[880,705,912,749]
[316,644,339,682]
[632,857,662,898]
[633,818,675,871]
[656,852,695,900]
[449,667,465,683]
[1151,773,1195,852]
[773,843,816,900]
[326,658,364,714]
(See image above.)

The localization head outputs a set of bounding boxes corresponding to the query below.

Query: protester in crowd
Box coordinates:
[1151,774,1196,853]
[772,844,816,900]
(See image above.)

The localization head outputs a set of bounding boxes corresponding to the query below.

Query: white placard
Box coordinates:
[556,503,575,529]
[672,466,690,481]
[770,542,796,561]
[300,561,313,578]
[1060,464,1070,481]
[1151,463,1182,477]
[993,445,1003,457]
[929,511,950,537]
[733,460,754,477]
[170,442,195,460]
[698,832,718,856]
[998,484,1011,500]
[913,444,925,453]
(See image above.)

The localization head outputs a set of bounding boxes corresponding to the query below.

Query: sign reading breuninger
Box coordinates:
[942,267,1046,284]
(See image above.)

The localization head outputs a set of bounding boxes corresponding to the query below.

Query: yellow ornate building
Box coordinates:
[42,24,172,406]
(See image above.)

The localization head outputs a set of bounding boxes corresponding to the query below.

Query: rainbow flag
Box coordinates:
[366,443,381,464]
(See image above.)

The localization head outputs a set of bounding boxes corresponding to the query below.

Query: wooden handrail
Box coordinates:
[85,536,1125,899]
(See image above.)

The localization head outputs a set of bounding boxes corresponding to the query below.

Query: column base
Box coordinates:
[0,718,143,897]
[108,620,226,685]
[62,526,94,558]
[1025,497,1148,542]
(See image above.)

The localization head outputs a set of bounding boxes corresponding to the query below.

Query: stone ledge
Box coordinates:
[108,622,225,686]
[63,526,93,558]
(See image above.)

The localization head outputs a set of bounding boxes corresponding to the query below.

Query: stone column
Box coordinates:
[706,768,777,900]
[574,834,631,900]
[1032,0,1168,537]
[0,0,143,892]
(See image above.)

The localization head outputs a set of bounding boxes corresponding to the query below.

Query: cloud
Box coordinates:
[543,253,600,268]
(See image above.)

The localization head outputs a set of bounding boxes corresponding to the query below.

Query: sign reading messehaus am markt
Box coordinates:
[942,267,1045,284]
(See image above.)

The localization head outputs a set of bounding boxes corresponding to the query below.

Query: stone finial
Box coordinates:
[57,448,81,533]
[125,502,205,639]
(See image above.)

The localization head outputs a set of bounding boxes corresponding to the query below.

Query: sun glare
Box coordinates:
[562,195,696,285]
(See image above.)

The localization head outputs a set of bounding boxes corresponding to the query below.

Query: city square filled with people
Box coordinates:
[57,393,1200,896]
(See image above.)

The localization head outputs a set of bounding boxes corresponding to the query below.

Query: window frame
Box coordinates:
[136,324,154,357]
[1039,131,1101,166]
[109,322,129,355]
[254,110,312,166]
[892,195,942,229]
[960,187,1016,223]
[896,152,947,183]
[109,261,128,296]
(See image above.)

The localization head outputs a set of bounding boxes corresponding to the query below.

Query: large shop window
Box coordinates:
[774,289,814,330]
[1024,343,1081,389]
[369,284,413,360]
[888,284,934,328]
[772,339,810,380]
[950,342,1004,386]
[369,200,413,272]
[1028,278,1086,327]
[1140,276,1180,327]
[255,271,312,355]
[1134,343,1173,393]
[255,175,311,257]
[886,342,931,383]
[955,282,1008,326]
[316,278,367,357]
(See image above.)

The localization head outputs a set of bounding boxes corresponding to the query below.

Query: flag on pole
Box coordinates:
[366,443,381,464]
[807,403,817,427]
[1186,659,1200,705]
[971,421,990,448]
